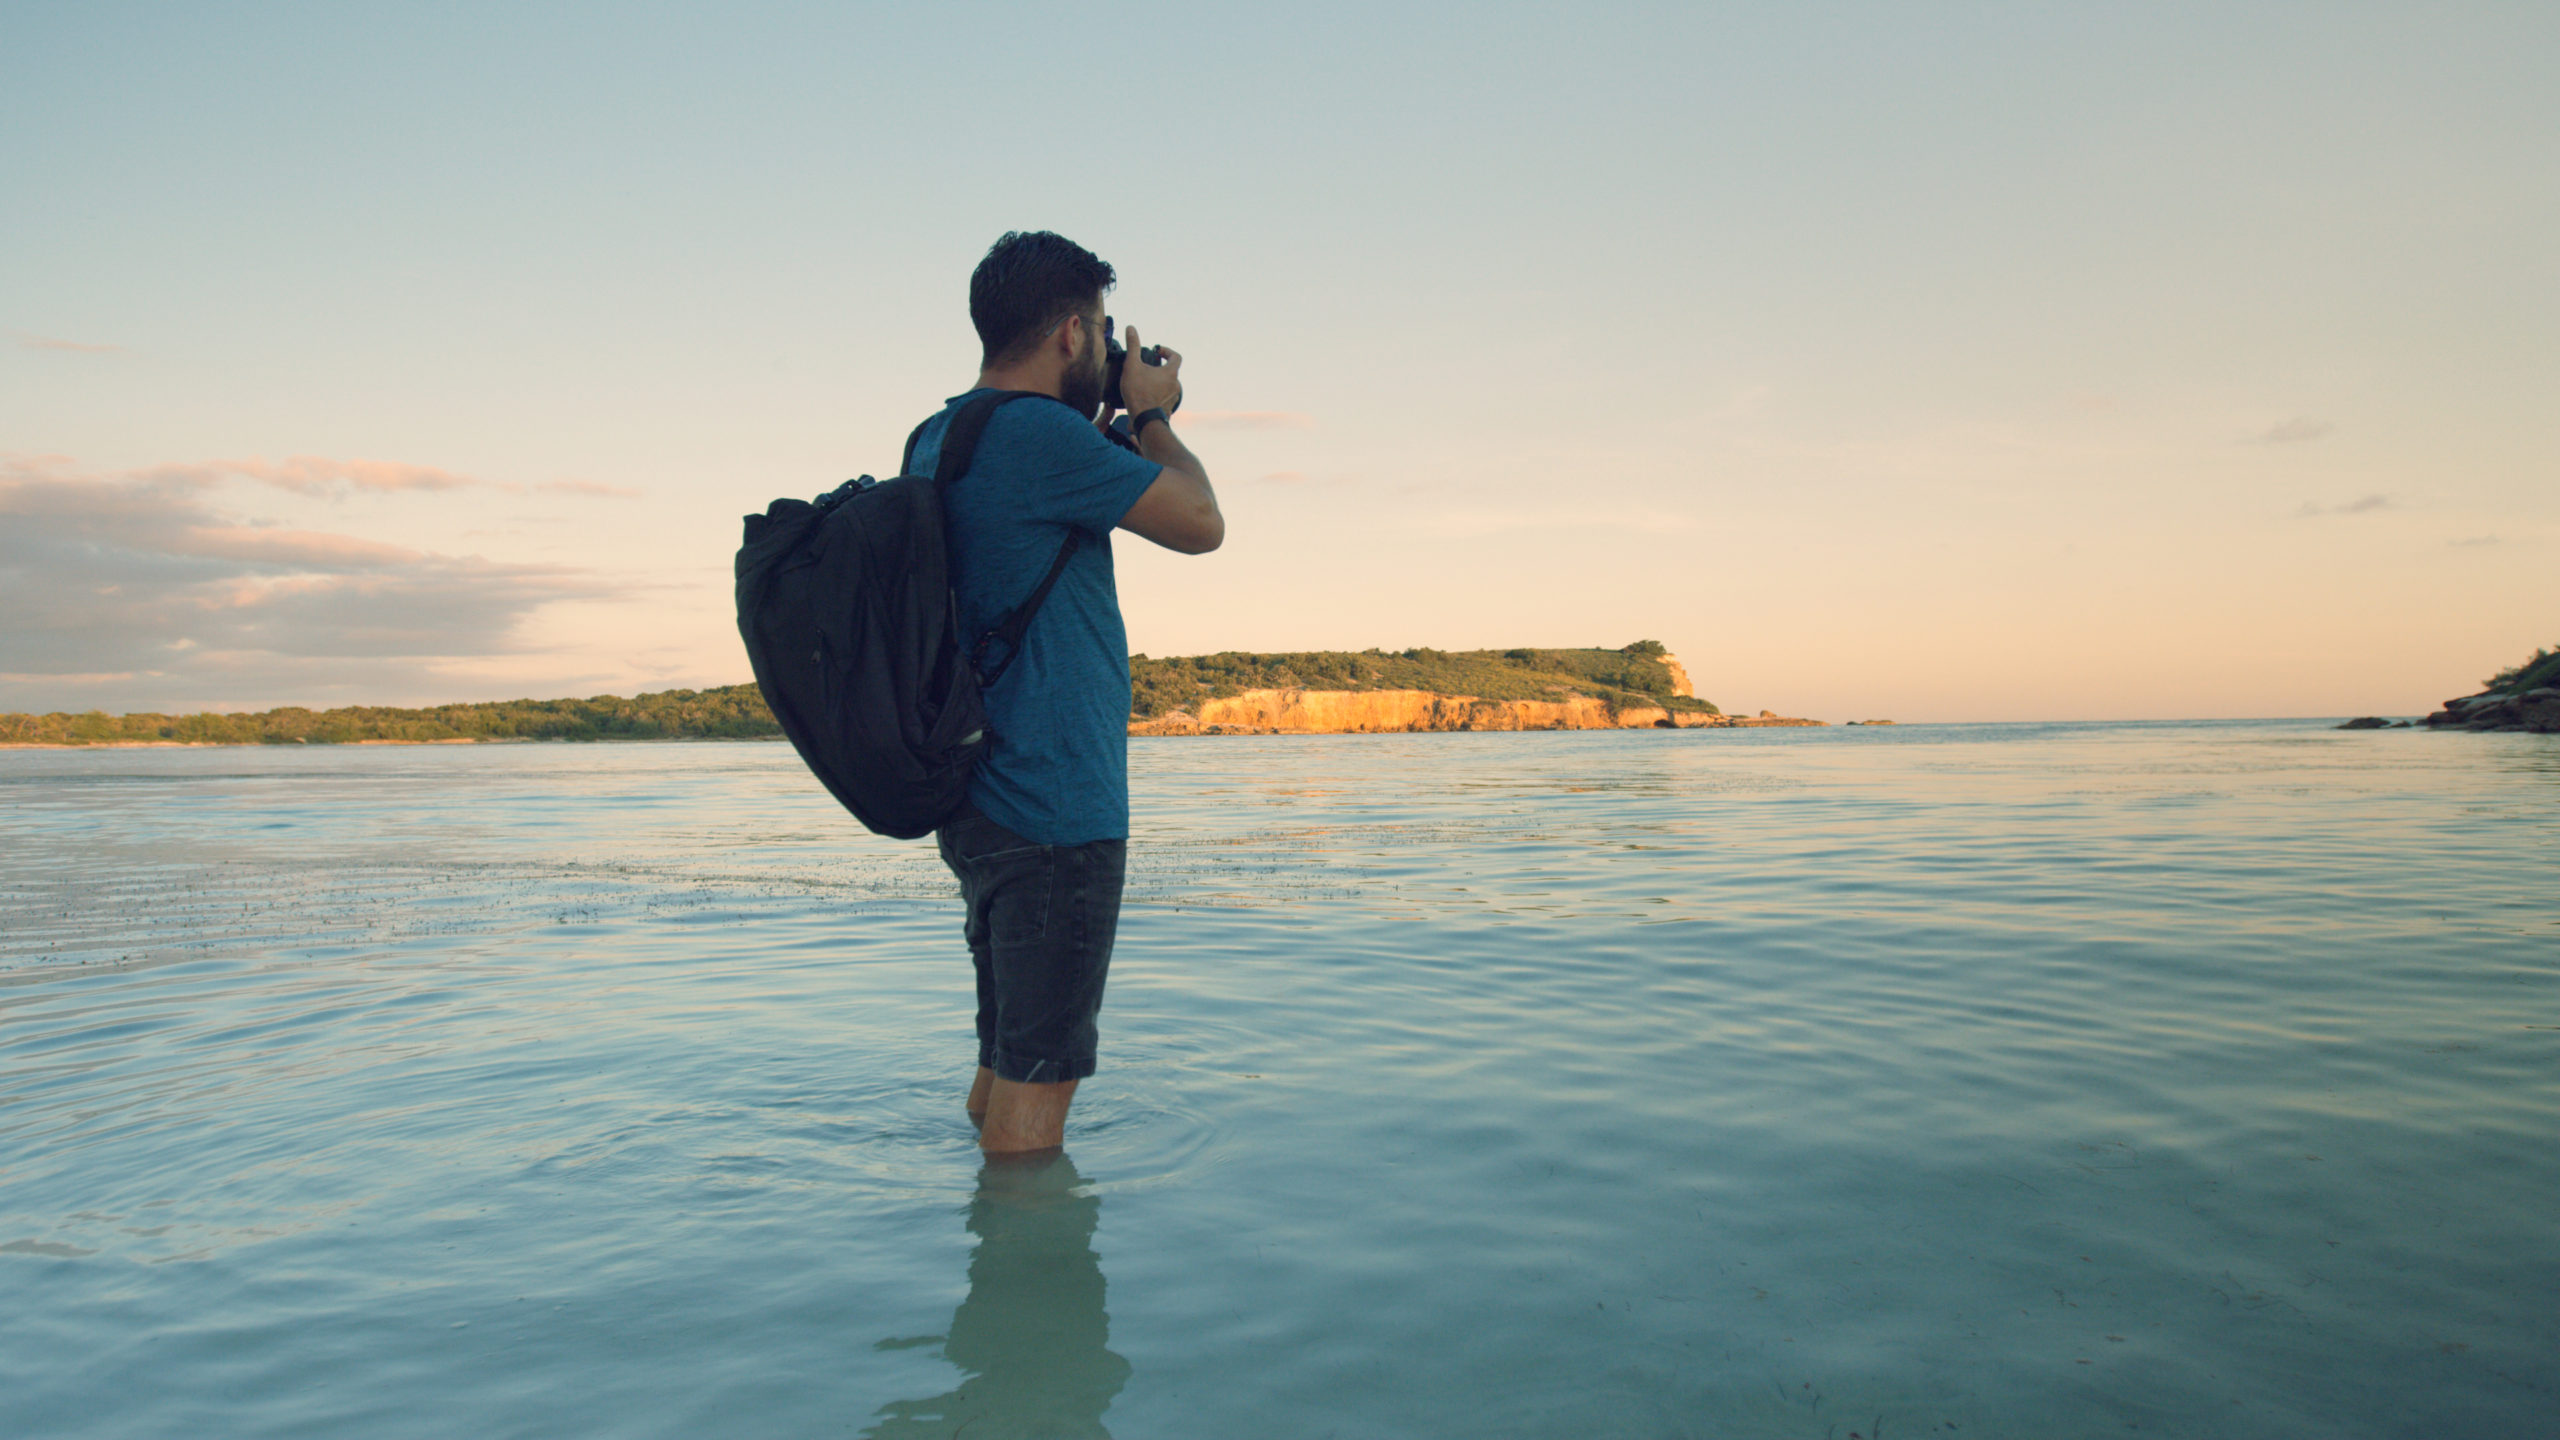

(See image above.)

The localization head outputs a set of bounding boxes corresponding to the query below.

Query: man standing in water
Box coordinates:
[906,231,1223,1154]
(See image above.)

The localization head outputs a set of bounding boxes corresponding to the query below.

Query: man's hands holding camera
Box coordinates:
[1113,326,1182,418]
[1098,323,1181,442]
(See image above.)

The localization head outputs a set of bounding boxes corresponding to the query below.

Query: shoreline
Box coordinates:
[3,717,2464,749]
[0,736,530,750]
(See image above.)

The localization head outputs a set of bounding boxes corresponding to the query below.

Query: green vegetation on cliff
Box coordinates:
[1,642,1715,744]
[2484,644,2560,695]
[1130,641,1716,719]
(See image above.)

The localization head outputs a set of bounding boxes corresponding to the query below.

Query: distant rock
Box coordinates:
[2428,646,2560,731]
[2335,716,2391,729]
[2423,685,2560,734]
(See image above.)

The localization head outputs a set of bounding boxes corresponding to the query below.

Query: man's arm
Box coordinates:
[1110,329,1224,555]
[1119,422,1221,554]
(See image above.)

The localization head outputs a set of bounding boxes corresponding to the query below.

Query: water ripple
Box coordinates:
[1,724,2555,1437]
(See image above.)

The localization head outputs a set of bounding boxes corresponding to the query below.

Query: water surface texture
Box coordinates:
[4,723,2555,1437]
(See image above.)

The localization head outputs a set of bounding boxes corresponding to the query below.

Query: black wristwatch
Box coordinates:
[1131,406,1171,439]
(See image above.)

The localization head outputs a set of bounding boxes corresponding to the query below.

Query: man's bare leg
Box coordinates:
[979,1076,1080,1154]
[966,1066,995,1131]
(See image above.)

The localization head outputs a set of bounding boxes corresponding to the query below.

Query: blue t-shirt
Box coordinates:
[909,390,1163,845]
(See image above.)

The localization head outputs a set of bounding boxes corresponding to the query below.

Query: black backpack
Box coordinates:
[734,390,1083,839]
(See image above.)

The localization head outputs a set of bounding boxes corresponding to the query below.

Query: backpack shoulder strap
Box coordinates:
[912,390,1090,688]
[924,389,1056,486]
[972,529,1085,687]
[900,417,930,476]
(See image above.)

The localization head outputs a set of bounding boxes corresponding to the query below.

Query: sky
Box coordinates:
[4,1,2554,722]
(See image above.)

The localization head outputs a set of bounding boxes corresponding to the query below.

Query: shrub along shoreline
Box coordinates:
[2,642,1714,747]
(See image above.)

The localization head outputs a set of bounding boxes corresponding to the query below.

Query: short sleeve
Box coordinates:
[1005,402,1165,538]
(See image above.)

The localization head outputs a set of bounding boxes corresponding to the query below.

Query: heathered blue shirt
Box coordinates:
[909,390,1163,846]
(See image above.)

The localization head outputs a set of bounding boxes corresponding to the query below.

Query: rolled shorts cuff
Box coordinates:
[982,1044,1096,1085]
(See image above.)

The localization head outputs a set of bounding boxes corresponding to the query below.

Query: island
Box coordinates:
[0,641,1824,746]
[1127,642,1819,734]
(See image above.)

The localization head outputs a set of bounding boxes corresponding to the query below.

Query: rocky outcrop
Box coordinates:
[1127,689,1822,736]
[2422,687,2560,733]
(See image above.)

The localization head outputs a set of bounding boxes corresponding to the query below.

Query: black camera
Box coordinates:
[1102,317,1172,413]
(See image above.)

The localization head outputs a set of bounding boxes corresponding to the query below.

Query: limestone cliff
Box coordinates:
[1122,642,1820,735]
[1129,688,1820,736]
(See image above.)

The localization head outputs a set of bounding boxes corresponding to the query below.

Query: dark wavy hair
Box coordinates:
[969,231,1116,367]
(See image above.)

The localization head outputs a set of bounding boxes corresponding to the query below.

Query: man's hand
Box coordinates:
[1111,326,1220,554]
[1118,325,1182,416]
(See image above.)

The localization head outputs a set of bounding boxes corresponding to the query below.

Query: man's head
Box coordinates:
[971,231,1116,413]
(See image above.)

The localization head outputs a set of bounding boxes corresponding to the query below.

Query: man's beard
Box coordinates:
[1059,343,1108,420]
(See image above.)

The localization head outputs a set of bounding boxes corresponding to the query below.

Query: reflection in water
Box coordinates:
[866,1156,1129,1439]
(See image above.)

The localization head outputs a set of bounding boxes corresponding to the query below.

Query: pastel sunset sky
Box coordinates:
[5,3,2553,721]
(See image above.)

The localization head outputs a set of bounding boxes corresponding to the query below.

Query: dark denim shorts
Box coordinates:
[935,804,1127,1084]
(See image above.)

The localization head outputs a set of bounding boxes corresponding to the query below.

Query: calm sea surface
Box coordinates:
[2,722,2555,1438]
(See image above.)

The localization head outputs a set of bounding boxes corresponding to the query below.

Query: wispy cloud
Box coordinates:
[133,455,482,495]
[116,455,640,499]
[2245,417,2333,445]
[1424,507,1697,537]
[535,478,644,498]
[175,526,425,568]
[2449,534,2500,548]
[0,670,138,687]
[14,331,121,354]
[2297,493,2391,517]
[0,457,622,709]
[1179,410,1316,430]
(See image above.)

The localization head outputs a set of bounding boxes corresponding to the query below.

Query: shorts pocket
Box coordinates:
[982,848,1055,944]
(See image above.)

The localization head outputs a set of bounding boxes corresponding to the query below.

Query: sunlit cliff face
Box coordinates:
[1128,688,1784,735]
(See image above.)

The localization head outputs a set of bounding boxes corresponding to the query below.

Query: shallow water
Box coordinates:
[2,722,2555,1438]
